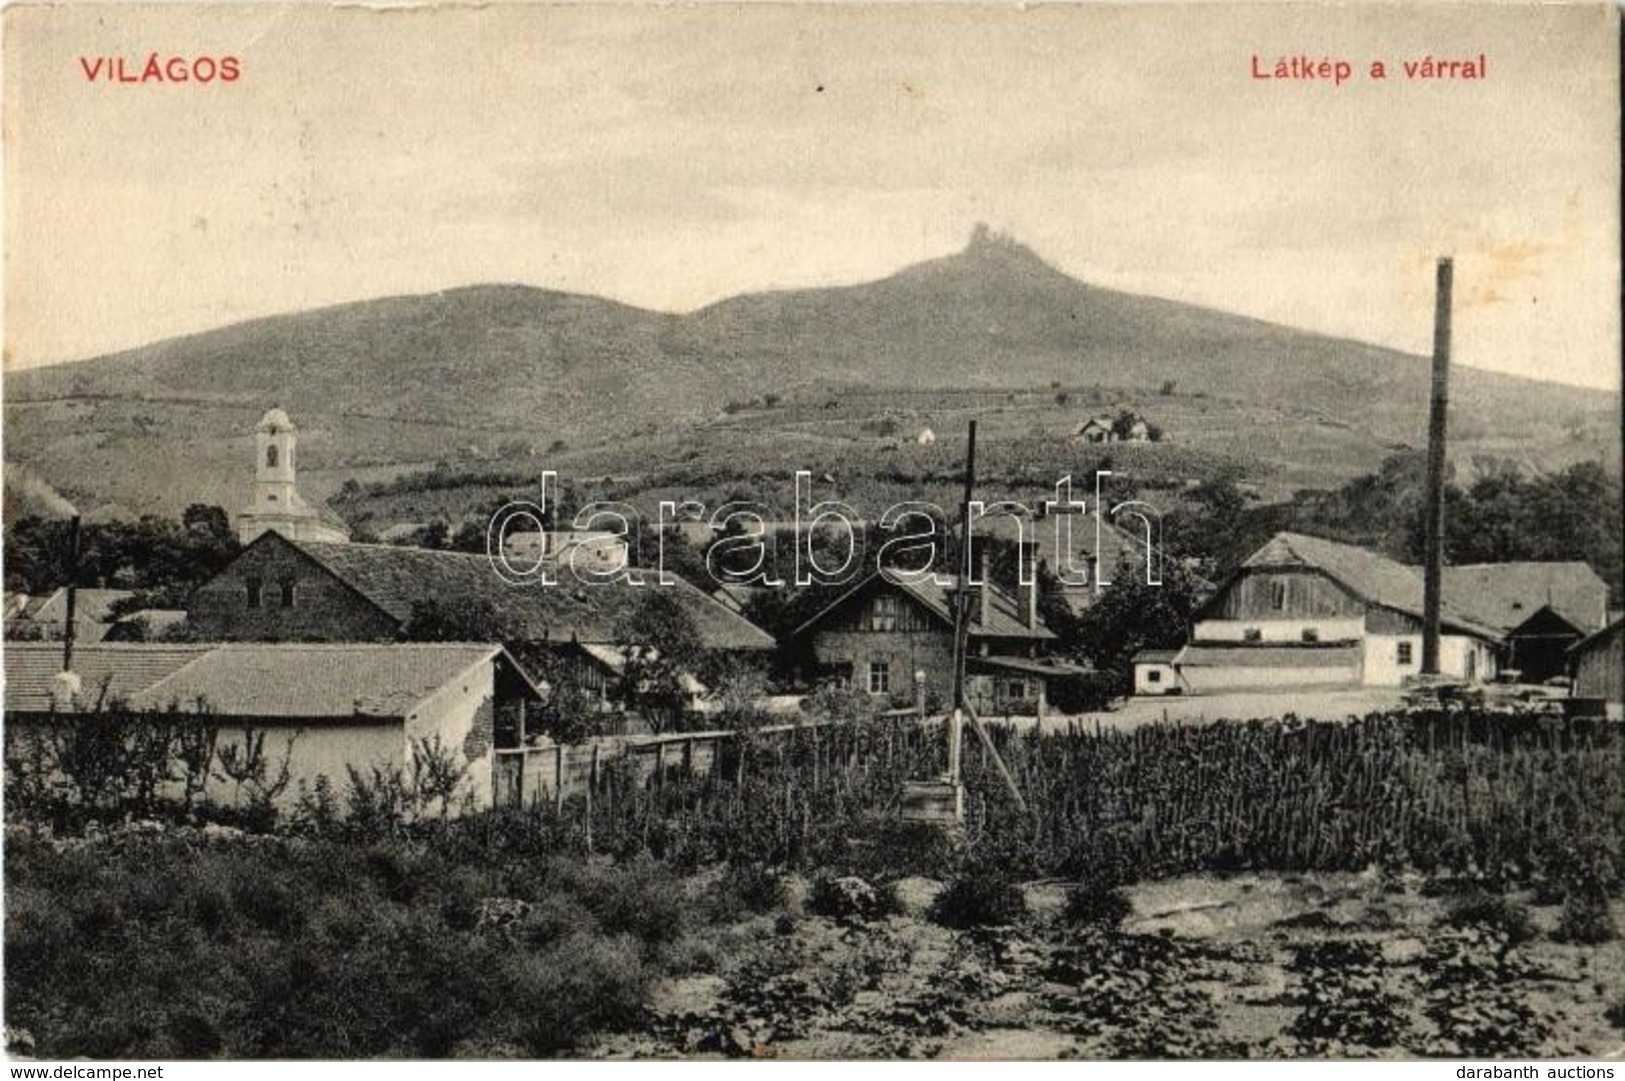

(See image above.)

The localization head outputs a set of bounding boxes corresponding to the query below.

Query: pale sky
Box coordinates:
[4,3,1620,389]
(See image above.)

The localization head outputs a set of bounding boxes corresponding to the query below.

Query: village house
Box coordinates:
[3,641,544,813]
[1168,532,1503,692]
[187,530,775,662]
[975,509,1210,615]
[1132,649,1183,695]
[235,408,351,546]
[788,543,1091,718]
[1073,416,1115,444]
[3,587,135,643]
[1437,562,1608,683]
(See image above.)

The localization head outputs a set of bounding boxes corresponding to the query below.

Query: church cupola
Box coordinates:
[236,407,350,546]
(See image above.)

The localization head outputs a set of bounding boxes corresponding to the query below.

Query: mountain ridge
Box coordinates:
[4,226,1616,519]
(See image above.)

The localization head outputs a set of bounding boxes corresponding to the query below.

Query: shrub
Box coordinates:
[929,860,1026,929]
[511,932,649,1055]
[1064,884,1133,930]
[714,861,787,917]
[1441,892,1536,946]
[1553,888,1617,945]
[559,856,686,948]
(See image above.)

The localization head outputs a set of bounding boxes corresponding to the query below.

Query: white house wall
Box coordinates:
[1192,618,1365,643]
[1361,634,1496,686]
[404,658,498,809]
[205,721,404,810]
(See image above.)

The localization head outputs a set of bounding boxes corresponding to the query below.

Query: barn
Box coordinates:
[1568,618,1623,718]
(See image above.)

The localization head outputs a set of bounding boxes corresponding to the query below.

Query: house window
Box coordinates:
[1271,580,1287,611]
[871,594,899,632]
[1147,669,1163,684]
[245,576,263,608]
[1397,641,1414,666]
[868,661,891,695]
[1301,627,1320,643]
[1006,680,1027,700]
[1243,627,1262,641]
[266,445,278,468]
[279,579,297,608]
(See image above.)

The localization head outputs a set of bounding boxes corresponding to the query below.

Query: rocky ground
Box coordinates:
[594,871,1625,1060]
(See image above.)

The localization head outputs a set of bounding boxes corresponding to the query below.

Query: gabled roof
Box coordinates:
[1568,617,1623,656]
[1132,649,1181,664]
[1237,533,1500,641]
[239,534,773,651]
[976,513,1158,581]
[127,643,531,719]
[18,588,135,624]
[791,570,1053,641]
[576,642,708,695]
[1440,562,1608,636]
[3,643,213,712]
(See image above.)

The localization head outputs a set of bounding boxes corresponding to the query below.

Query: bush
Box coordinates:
[929,860,1026,929]
[714,861,787,917]
[556,856,686,948]
[1554,888,1617,945]
[1440,891,1536,946]
[1064,884,1133,930]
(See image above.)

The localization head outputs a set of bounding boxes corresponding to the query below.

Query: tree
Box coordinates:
[403,597,517,642]
[612,591,705,734]
[1066,556,1203,699]
[509,646,602,745]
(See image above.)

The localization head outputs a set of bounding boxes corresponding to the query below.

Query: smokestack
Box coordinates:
[1421,257,1452,675]
[62,515,82,675]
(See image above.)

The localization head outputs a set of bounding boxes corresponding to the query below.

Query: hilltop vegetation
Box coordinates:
[5,228,1615,520]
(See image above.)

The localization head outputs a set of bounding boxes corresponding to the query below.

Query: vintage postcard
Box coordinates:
[2,1,1621,1066]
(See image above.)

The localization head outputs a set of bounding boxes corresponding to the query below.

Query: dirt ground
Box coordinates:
[593,870,1625,1060]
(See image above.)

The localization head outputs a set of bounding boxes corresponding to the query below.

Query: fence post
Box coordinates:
[683,737,694,778]
[555,743,565,814]
[586,743,599,853]
[655,741,666,788]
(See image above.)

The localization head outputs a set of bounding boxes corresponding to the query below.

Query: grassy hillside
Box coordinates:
[5,227,1616,521]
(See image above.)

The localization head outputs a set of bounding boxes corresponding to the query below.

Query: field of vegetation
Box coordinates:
[5,707,1622,1059]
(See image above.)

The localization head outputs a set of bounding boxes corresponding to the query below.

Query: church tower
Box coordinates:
[252,408,299,516]
[236,408,351,545]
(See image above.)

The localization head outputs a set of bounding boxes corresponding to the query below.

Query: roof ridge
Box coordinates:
[213,641,500,651]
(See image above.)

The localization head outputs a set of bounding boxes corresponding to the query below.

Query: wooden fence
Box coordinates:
[493,716,907,810]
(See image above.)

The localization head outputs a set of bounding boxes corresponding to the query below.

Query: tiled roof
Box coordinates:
[1568,617,1623,656]
[1440,563,1608,636]
[1242,533,1500,640]
[128,643,512,718]
[974,514,1189,608]
[4,643,213,712]
[285,537,773,651]
[1174,643,1363,669]
[1133,649,1181,664]
[893,575,1055,640]
[792,571,1054,641]
[19,588,135,624]
[967,655,1095,678]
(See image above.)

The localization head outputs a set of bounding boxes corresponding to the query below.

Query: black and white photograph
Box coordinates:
[1,1,1621,1066]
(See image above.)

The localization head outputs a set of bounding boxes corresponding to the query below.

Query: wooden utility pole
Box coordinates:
[947,420,978,786]
[1421,257,1453,675]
